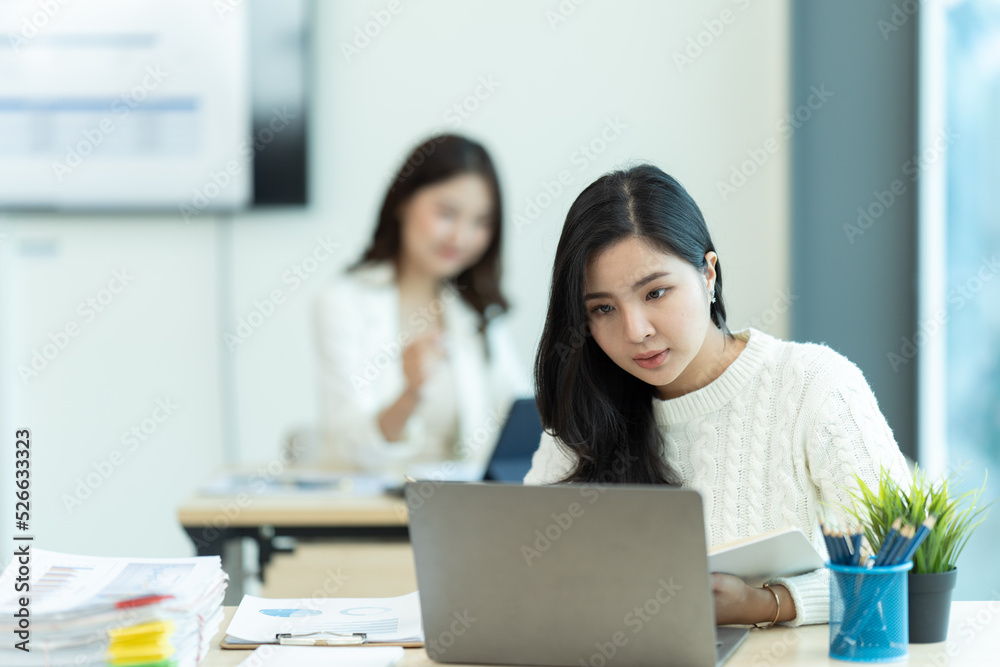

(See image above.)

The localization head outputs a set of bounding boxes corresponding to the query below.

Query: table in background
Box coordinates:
[178,488,409,603]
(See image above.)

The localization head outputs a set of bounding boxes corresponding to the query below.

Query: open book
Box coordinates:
[708,527,825,586]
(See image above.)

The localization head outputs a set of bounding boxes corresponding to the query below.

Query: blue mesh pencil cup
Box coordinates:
[828,560,912,663]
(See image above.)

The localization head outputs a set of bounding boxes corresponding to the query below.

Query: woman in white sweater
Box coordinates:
[524,164,911,628]
[316,135,529,473]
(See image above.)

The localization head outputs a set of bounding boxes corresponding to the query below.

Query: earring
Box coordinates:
[711,289,716,304]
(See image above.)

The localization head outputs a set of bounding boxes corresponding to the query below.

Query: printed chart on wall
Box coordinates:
[0,0,251,209]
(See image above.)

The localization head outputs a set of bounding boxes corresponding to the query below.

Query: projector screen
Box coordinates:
[0,0,252,211]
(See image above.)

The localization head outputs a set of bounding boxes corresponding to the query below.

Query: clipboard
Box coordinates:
[223,591,424,650]
[219,633,424,650]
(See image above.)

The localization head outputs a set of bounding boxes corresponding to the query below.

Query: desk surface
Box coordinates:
[201,601,1000,666]
[178,491,408,527]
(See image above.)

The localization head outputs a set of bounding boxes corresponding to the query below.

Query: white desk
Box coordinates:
[201,601,1000,666]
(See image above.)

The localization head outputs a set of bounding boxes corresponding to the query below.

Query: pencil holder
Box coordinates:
[827,560,912,663]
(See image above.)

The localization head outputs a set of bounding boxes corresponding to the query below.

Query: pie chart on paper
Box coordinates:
[259,608,323,618]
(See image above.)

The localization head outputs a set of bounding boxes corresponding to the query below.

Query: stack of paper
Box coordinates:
[0,549,228,666]
[108,619,177,665]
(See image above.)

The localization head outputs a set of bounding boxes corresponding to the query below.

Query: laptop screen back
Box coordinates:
[483,398,544,483]
[405,482,722,667]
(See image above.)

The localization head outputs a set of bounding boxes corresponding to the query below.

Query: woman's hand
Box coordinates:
[377,330,446,441]
[402,330,446,392]
[710,573,795,626]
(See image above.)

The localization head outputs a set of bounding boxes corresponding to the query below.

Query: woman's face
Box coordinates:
[583,237,718,398]
[398,173,496,279]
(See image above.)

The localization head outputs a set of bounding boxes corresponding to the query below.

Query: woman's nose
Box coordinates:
[446,220,471,246]
[622,307,655,343]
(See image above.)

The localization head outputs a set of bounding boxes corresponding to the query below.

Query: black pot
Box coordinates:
[908,568,958,643]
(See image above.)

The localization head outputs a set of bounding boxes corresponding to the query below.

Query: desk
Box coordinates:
[178,490,409,602]
[200,602,1000,666]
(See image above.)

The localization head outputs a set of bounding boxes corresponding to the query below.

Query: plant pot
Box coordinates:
[907,568,958,643]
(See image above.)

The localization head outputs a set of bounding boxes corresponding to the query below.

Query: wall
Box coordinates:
[0,0,791,562]
[789,1,919,461]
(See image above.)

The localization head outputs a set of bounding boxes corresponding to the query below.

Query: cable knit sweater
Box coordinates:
[523,327,912,627]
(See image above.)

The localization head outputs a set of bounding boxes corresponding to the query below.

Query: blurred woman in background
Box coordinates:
[315,134,529,474]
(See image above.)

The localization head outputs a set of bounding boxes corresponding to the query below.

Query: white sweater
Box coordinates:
[523,327,912,627]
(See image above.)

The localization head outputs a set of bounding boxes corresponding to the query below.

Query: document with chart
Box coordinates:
[225,591,424,646]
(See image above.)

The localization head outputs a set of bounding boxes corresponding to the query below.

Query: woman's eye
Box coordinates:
[591,304,614,316]
[648,288,668,300]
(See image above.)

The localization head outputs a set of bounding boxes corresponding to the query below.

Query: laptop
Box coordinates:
[404,482,749,667]
[404,397,543,484]
[482,397,544,482]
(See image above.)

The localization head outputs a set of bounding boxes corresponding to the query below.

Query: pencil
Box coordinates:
[819,519,837,563]
[833,529,851,565]
[822,523,843,564]
[873,518,902,567]
[884,524,915,566]
[850,530,863,567]
[898,516,936,564]
[827,528,841,564]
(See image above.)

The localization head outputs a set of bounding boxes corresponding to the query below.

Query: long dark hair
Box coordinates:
[349,134,508,331]
[534,164,730,485]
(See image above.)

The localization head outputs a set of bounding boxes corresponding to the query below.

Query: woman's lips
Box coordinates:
[634,349,668,369]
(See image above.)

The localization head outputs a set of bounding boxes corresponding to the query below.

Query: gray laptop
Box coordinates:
[404,482,749,666]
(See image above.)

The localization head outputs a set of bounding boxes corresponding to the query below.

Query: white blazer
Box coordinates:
[314,260,531,472]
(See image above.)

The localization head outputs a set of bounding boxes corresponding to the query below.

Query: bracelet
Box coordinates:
[753,584,780,629]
